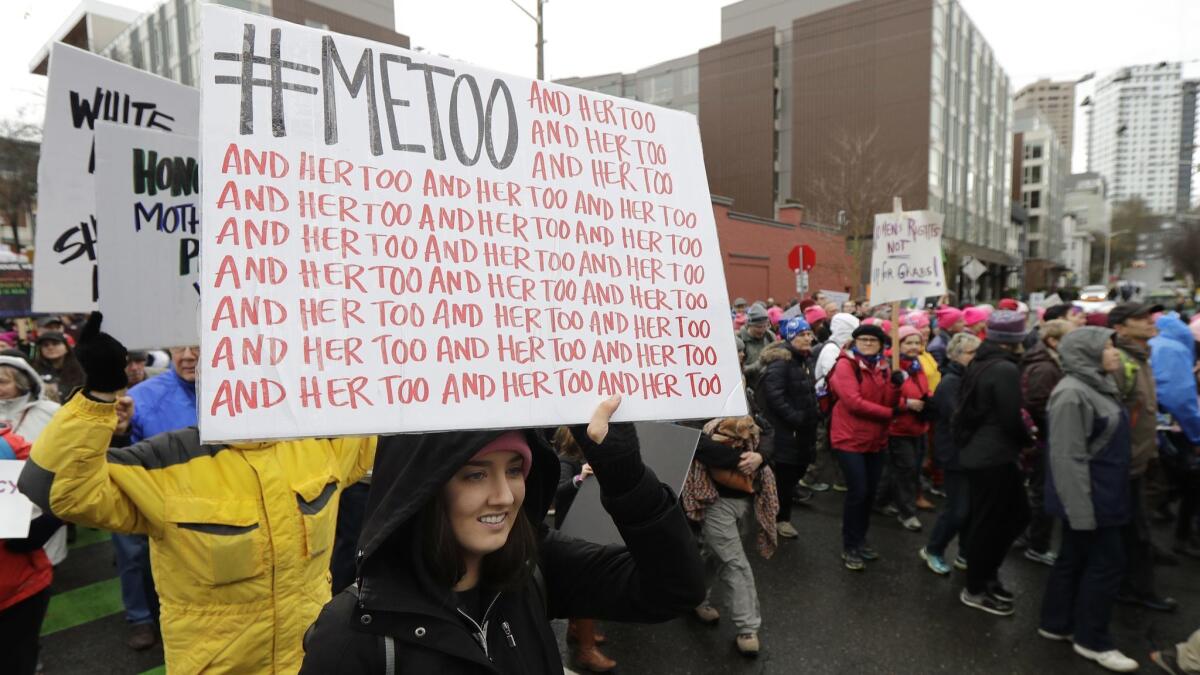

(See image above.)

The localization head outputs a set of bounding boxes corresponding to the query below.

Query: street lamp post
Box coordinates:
[1103,229,1132,285]
[507,0,545,79]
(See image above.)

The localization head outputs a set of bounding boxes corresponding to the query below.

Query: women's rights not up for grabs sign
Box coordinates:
[867,209,947,308]
[198,5,746,442]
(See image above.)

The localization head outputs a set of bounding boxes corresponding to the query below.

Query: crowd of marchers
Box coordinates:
[718,293,1200,672]
[2,298,1200,674]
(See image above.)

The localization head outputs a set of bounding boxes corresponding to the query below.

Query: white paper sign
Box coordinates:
[819,290,850,306]
[868,210,947,307]
[95,124,200,349]
[34,44,199,313]
[198,6,745,442]
[0,460,33,539]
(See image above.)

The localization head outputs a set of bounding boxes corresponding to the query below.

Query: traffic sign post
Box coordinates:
[788,245,816,273]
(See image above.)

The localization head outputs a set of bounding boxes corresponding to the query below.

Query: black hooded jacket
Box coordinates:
[299,426,705,674]
[955,341,1033,469]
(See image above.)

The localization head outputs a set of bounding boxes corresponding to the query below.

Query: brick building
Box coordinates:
[711,196,853,303]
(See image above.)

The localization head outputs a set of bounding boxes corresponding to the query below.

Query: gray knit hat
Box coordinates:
[987,310,1028,344]
[746,304,769,325]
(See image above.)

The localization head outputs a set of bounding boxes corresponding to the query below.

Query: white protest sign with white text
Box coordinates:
[198,6,745,442]
[868,210,946,308]
[35,44,199,312]
[95,124,200,349]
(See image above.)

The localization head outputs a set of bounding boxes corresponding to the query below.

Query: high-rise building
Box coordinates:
[30,0,408,86]
[556,53,699,117]
[698,0,1016,290]
[1012,108,1069,263]
[1014,79,1076,159]
[1181,80,1197,212]
[1086,62,1195,215]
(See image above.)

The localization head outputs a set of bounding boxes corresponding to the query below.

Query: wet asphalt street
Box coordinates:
[556,489,1200,674]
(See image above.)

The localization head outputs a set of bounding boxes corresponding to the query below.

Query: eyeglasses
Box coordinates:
[169,346,200,356]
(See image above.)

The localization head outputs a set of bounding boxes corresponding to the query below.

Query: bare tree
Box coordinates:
[1167,212,1200,289]
[803,127,920,295]
[0,117,41,254]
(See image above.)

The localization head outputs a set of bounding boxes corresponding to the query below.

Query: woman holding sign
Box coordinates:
[300,397,706,673]
[827,324,908,571]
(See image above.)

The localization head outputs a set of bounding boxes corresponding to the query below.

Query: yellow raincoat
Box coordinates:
[20,395,376,674]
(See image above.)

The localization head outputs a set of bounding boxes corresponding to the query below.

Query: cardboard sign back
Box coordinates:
[34,44,199,313]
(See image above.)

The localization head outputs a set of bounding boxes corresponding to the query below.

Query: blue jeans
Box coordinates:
[926,470,969,557]
[1039,525,1126,652]
[112,533,159,625]
[835,450,884,552]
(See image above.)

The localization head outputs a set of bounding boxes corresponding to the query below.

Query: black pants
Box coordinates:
[1040,526,1125,652]
[927,470,970,557]
[1026,450,1055,554]
[836,450,884,552]
[0,587,51,675]
[877,436,923,519]
[965,463,1031,594]
[775,462,804,522]
[1120,476,1158,599]
[1177,472,1199,543]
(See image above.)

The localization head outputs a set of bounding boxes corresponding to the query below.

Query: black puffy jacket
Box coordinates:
[755,341,820,466]
[299,427,705,674]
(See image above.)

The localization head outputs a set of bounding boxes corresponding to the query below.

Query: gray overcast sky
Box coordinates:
[2,0,1198,171]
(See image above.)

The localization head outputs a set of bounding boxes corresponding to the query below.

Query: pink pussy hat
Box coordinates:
[471,431,532,479]
[935,306,963,327]
[963,306,989,327]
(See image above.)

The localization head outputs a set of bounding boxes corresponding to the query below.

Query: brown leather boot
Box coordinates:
[575,646,617,672]
[567,618,607,645]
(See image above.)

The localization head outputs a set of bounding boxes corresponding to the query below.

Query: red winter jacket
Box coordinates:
[889,359,931,437]
[0,426,52,613]
[828,351,900,453]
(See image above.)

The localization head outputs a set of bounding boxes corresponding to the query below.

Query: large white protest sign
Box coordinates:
[867,209,947,307]
[198,6,745,442]
[0,460,33,539]
[34,44,199,313]
[95,124,200,349]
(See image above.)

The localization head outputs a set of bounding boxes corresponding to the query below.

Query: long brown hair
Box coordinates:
[418,487,538,592]
[552,426,585,462]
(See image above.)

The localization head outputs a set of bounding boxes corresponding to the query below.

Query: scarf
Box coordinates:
[0,395,31,427]
[851,347,882,366]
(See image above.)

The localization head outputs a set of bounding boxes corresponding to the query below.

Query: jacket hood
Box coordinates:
[0,356,44,400]
[1058,327,1118,395]
[1155,315,1195,356]
[939,359,965,377]
[829,313,860,345]
[359,429,559,567]
[759,341,805,364]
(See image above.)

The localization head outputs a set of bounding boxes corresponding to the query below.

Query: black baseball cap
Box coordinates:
[1107,302,1163,327]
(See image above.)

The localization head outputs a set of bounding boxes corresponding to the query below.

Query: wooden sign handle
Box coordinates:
[890,197,903,373]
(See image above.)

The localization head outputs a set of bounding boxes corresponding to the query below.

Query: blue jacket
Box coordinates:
[128,368,197,443]
[1149,315,1200,445]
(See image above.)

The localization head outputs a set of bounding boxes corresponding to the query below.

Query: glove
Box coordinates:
[569,397,644,496]
[74,312,129,394]
[890,370,909,386]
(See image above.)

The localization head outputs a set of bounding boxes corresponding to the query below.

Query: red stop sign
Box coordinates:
[788,245,816,272]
